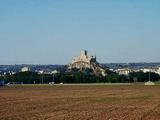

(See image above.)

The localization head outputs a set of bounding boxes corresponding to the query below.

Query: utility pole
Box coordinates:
[149,70,151,82]
[53,74,55,83]
[41,75,44,84]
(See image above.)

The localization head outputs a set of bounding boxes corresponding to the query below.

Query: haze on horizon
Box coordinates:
[0,0,160,65]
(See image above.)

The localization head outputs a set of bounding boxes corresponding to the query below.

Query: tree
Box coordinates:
[129,71,160,82]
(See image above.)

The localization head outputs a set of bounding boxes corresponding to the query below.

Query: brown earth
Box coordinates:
[0,85,160,120]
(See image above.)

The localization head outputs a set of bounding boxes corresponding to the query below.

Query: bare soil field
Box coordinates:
[0,85,160,120]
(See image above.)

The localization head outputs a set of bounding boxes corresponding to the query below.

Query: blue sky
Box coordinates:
[0,0,160,64]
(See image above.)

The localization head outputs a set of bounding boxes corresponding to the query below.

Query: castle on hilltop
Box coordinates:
[68,50,106,76]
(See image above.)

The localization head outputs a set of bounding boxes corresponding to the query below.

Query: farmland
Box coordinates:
[0,85,160,120]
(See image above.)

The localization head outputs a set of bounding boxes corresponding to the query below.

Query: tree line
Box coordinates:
[0,71,160,84]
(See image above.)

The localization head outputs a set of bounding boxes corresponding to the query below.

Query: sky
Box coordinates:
[0,0,160,65]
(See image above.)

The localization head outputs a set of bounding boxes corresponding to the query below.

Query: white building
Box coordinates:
[38,70,44,74]
[51,70,59,74]
[141,68,158,74]
[21,67,30,72]
[115,68,132,75]
[156,67,160,75]
[142,68,150,73]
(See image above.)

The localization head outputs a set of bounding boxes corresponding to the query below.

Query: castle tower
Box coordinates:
[80,50,87,57]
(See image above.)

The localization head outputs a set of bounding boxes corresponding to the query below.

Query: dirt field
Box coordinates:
[0,85,160,120]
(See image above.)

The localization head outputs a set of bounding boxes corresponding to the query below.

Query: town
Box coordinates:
[1,62,160,76]
[1,51,160,77]
[0,51,160,85]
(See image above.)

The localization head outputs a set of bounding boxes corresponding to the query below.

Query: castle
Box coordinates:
[68,50,106,76]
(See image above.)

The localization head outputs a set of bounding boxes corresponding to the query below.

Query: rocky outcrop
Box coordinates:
[68,50,107,76]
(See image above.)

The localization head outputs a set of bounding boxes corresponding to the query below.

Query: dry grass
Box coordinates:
[0,85,160,120]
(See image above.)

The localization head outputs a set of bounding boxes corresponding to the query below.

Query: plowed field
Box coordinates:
[0,85,160,120]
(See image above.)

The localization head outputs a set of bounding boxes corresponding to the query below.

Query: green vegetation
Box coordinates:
[0,71,160,84]
[129,71,160,82]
